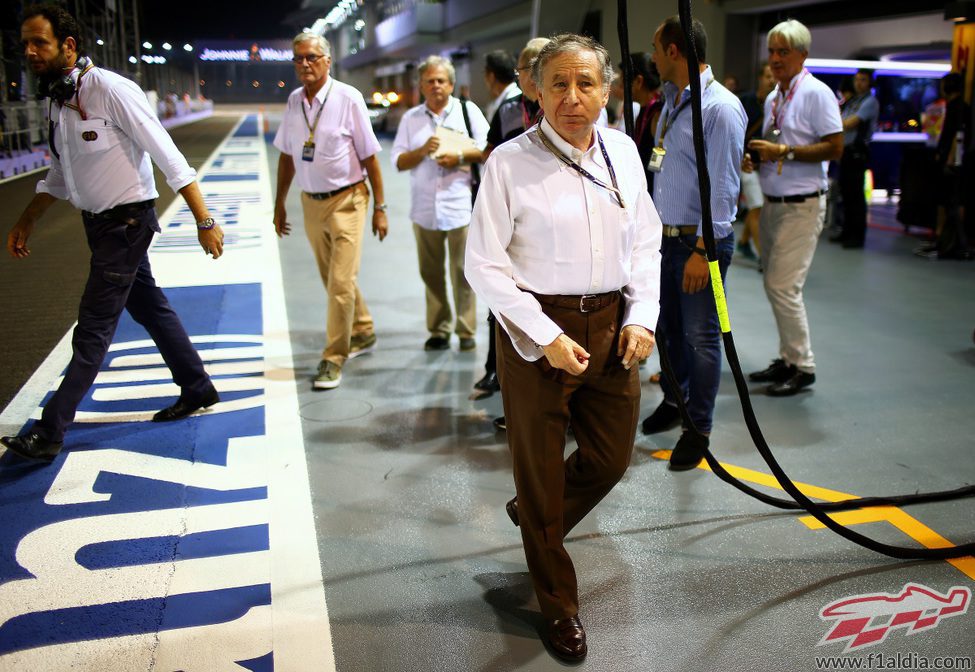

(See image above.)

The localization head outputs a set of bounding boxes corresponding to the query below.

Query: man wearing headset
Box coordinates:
[2,5,224,463]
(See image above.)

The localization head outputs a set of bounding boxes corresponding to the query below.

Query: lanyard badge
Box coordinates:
[301,79,333,162]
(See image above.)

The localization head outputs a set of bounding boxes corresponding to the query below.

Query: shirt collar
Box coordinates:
[304,76,333,108]
[663,65,714,107]
[425,96,456,121]
[779,68,808,95]
[539,116,602,164]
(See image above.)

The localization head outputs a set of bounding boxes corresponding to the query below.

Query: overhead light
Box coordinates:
[162,42,172,51]
[183,43,193,52]
[804,58,951,78]
[96,38,104,46]
[142,41,152,50]
[128,55,138,64]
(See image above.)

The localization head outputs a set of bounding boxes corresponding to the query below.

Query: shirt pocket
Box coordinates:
[72,119,122,154]
[315,127,354,161]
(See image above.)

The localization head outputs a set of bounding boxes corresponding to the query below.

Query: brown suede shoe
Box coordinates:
[545,615,587,662]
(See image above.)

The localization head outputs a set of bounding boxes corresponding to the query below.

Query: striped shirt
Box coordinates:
[652,66,746,238]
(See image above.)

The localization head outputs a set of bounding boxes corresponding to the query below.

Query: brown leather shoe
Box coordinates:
[545,615,587,662]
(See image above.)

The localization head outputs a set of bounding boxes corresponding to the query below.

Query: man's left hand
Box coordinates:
[683,252,710,294]
[435,153,460,169]
[618,325,655,370]
[198,223,225,259]
[372,210,388,241]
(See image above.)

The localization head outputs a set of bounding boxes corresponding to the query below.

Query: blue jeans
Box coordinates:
[658,233,734,434]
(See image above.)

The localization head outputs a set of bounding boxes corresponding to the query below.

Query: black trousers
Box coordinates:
[32,205,211,442]
[839,149,869,244]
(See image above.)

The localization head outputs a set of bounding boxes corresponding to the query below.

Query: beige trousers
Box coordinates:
[758,194,826,373]
[412,223,476,338]
[301,183,374,366]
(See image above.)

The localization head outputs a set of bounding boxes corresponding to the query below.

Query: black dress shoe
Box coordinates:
[640,400,680,434]
[1,432,63,463]
[748,358,793,383]
[492,416,507,431]
[544,615,587,662]
[767,368,815,397]
[505,497,519,527]
[474,370,500,392]
[153,384,220,422]
[669,432,708,471]
[424,335,450,351]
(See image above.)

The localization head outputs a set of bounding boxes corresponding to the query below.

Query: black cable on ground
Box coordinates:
[616,0,975,560]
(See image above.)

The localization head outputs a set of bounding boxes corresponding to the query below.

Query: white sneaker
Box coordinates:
[313,360,342,389]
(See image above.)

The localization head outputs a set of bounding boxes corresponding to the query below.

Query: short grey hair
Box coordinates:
[293,32,331,57]
[418,55,456,85]
[531,33,614,94]
[519,37,551,65]
[767,19,811,54]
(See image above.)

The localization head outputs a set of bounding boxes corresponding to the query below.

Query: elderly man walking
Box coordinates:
[467,34,661,661]
[273,32,388,390]
[393,56,488,352]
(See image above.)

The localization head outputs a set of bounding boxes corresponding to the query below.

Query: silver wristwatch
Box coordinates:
[375,203,388,212]
[196,217,216,230]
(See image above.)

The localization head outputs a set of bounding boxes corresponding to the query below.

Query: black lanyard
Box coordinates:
[658,78,714,144]
[536,126,625,209]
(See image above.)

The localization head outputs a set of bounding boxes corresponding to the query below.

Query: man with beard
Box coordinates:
[3,5,224,463]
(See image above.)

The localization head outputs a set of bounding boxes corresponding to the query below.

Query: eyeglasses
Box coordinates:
[292,54,325,64]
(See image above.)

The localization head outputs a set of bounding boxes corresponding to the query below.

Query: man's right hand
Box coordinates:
[273,202,291,237]
[7,220,35,259]
[542,334,590,375]
[421,136,441,157]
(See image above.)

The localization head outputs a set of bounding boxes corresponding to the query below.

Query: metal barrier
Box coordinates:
[0,100,51,179]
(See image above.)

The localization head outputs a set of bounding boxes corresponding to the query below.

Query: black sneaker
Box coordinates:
[748,358,792,383]
[492,416,507,431]
[669,432,708,471]
[424,336,450,351]
[640,400,680,434]
[767,368,815,396]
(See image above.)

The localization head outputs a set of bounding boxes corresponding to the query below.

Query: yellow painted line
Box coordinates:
[650,449,975,580]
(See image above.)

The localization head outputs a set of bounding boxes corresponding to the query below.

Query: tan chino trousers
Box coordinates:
[301,183,374,367]
[412,223,476,339]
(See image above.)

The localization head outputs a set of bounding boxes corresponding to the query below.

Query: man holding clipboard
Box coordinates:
[392,56,489,352]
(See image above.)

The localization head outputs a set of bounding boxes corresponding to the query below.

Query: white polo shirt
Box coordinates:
[37,65,196,214]
[465,118,662,361]
[273,77,382,194]
[758,69,843,197]
[391,97,489,231]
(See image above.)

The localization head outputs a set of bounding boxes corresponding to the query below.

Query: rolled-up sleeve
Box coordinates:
[36,150,68,200]
[465,154,562,360]
[700,101,746,231]
[105,79,196,193]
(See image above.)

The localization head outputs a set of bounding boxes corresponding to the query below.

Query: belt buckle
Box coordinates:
[579,294,598,313]
[663,225,679,238]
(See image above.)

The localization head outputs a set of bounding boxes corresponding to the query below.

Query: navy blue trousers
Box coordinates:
[658,233,734,434]
[32,205,210,442]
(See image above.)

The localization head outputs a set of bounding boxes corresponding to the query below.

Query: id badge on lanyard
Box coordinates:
[302,140,315,162]
[647,147,666,173]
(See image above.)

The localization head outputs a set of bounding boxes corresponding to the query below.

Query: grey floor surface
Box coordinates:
[266,112,975,672]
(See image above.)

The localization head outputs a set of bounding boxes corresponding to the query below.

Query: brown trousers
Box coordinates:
[301,184,375,366]
[497,293,640,619]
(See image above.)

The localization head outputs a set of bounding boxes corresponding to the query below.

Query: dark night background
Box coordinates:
[141,0,306,42]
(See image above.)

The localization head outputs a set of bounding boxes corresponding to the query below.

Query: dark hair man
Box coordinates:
[3,4,225,463]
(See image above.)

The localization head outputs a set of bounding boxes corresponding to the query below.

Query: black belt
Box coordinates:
[82,199,155,220]
[764,190,825,204]
[304,180,364,201]
[532,291,620,313]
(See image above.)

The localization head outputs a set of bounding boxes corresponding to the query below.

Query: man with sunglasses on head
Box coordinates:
[3,4,224,464]
[273,32,388,391]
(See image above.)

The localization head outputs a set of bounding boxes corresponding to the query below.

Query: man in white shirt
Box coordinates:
[466,33,660,662]
[273,32,388,390]
[392,56,488,351]
[744,19,843,396]
[3,5,224,463]
[482,50,519,125]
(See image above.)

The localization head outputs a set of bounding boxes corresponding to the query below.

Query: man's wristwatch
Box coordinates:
[375,203,388,212]
[197,217,216,230]
[457,151,465,166]
[785,145,796,161]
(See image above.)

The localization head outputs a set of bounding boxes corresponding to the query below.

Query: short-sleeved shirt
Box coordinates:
[273,77,382,193]
[390,96,490,231]
[758,69,843,197]
[37,64,196,215]
[841,93,879,147]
